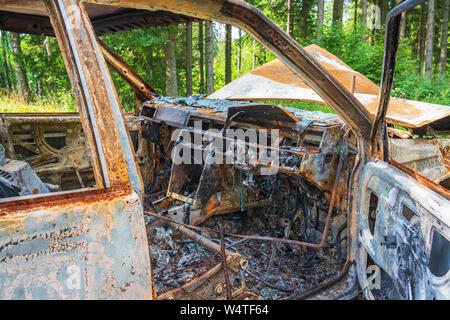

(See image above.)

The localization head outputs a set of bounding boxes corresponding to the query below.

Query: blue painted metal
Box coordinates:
[0,192,152,299]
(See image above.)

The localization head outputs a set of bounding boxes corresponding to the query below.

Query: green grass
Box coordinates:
[0,89,76,113]
[0,89,335,114]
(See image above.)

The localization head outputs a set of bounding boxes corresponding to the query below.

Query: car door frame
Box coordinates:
[0,0,151,299]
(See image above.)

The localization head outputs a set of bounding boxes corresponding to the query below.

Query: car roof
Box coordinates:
[0,2,198,36]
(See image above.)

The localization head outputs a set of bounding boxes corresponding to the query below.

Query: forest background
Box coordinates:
[0,0,448,113]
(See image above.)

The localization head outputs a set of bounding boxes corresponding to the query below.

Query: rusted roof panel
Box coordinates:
[208,44,450,130]
[0,2,199,36]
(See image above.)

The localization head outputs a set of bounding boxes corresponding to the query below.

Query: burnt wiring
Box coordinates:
[241,269,295,293]
[335,223,347,268]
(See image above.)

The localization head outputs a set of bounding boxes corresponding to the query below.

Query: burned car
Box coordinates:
[0,0,448,300]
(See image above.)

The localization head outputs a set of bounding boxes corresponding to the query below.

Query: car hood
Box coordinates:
[208,44,449,130]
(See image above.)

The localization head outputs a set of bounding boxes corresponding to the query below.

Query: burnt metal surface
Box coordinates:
[114,90,448,300]
[227,104,300,129]
[0,144,4,166]
[18,0,370,152]
[144,214,248,300]
[370,0,429,162]
[44,0,143,197]
[0,0,448,301]
[0,5,199,36]
[388,138,449,184]
[0,191,152,299]
[153,105,191,128]
[138,94,358,299]
[0,0,153,300]
[0,113,151,191]
[144,168,353,300]
[0,158,49,197]
[140,97,354,212]
[208,44,450,132]
[98,38,158,102]
[141,94,447,298]
[0,0,374,169]
[356,161,450,299]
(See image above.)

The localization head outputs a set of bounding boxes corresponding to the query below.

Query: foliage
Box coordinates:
[0,0,448,113]
[0,89,75,113]
[392,73,449,105]
[21,35,72,95]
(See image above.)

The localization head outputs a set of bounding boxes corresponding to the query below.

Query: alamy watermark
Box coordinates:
[170,121,280,175]
[367,265,381,290]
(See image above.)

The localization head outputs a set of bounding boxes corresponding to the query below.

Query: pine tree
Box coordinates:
[332,0,344,25]
[287,0,292,35]
[361,0,367,42]
[205,21,214,94]
[186,22,193,96]
[317,0,324,40]
[164,28,178,96]
[425,0,435,80]
[440,0,448,75]
[399,12,407,41]
[225,24,232,84]
[198,21,205,94]
[1,31,11,89]
[9,32,30,101]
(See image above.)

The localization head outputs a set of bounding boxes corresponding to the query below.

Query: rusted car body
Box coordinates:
[0,0,448,300]
[208,44,450,186]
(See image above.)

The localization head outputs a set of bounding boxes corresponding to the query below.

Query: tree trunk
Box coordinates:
[205,21,214,94]
[237,29,242,74]
[361,0,367,42]
[399,11,406,41]
[332,0,344,25]
[354,0,359,32]
[225,24,232,84]
[317,0,324,40]
[425,0,435,80]
[380,0,388,26]
[1,31,11,89]
[300,0,309,41]
[6,41,14,88]
[368,2,378,44]
[9,32,30,101]
[164,28,178,96]
[37,78,42,96]
[440,0,449,75]
[145,47,153,81]
[198,21,205,94]
[0,34,4,87]
[252,38,256,70]
[186,22,193,96]
[417,3,426,74]
[44,36,51,56]
[286,0,292,35]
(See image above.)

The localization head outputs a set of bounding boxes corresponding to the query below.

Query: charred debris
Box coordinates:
[138,95,356,300]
